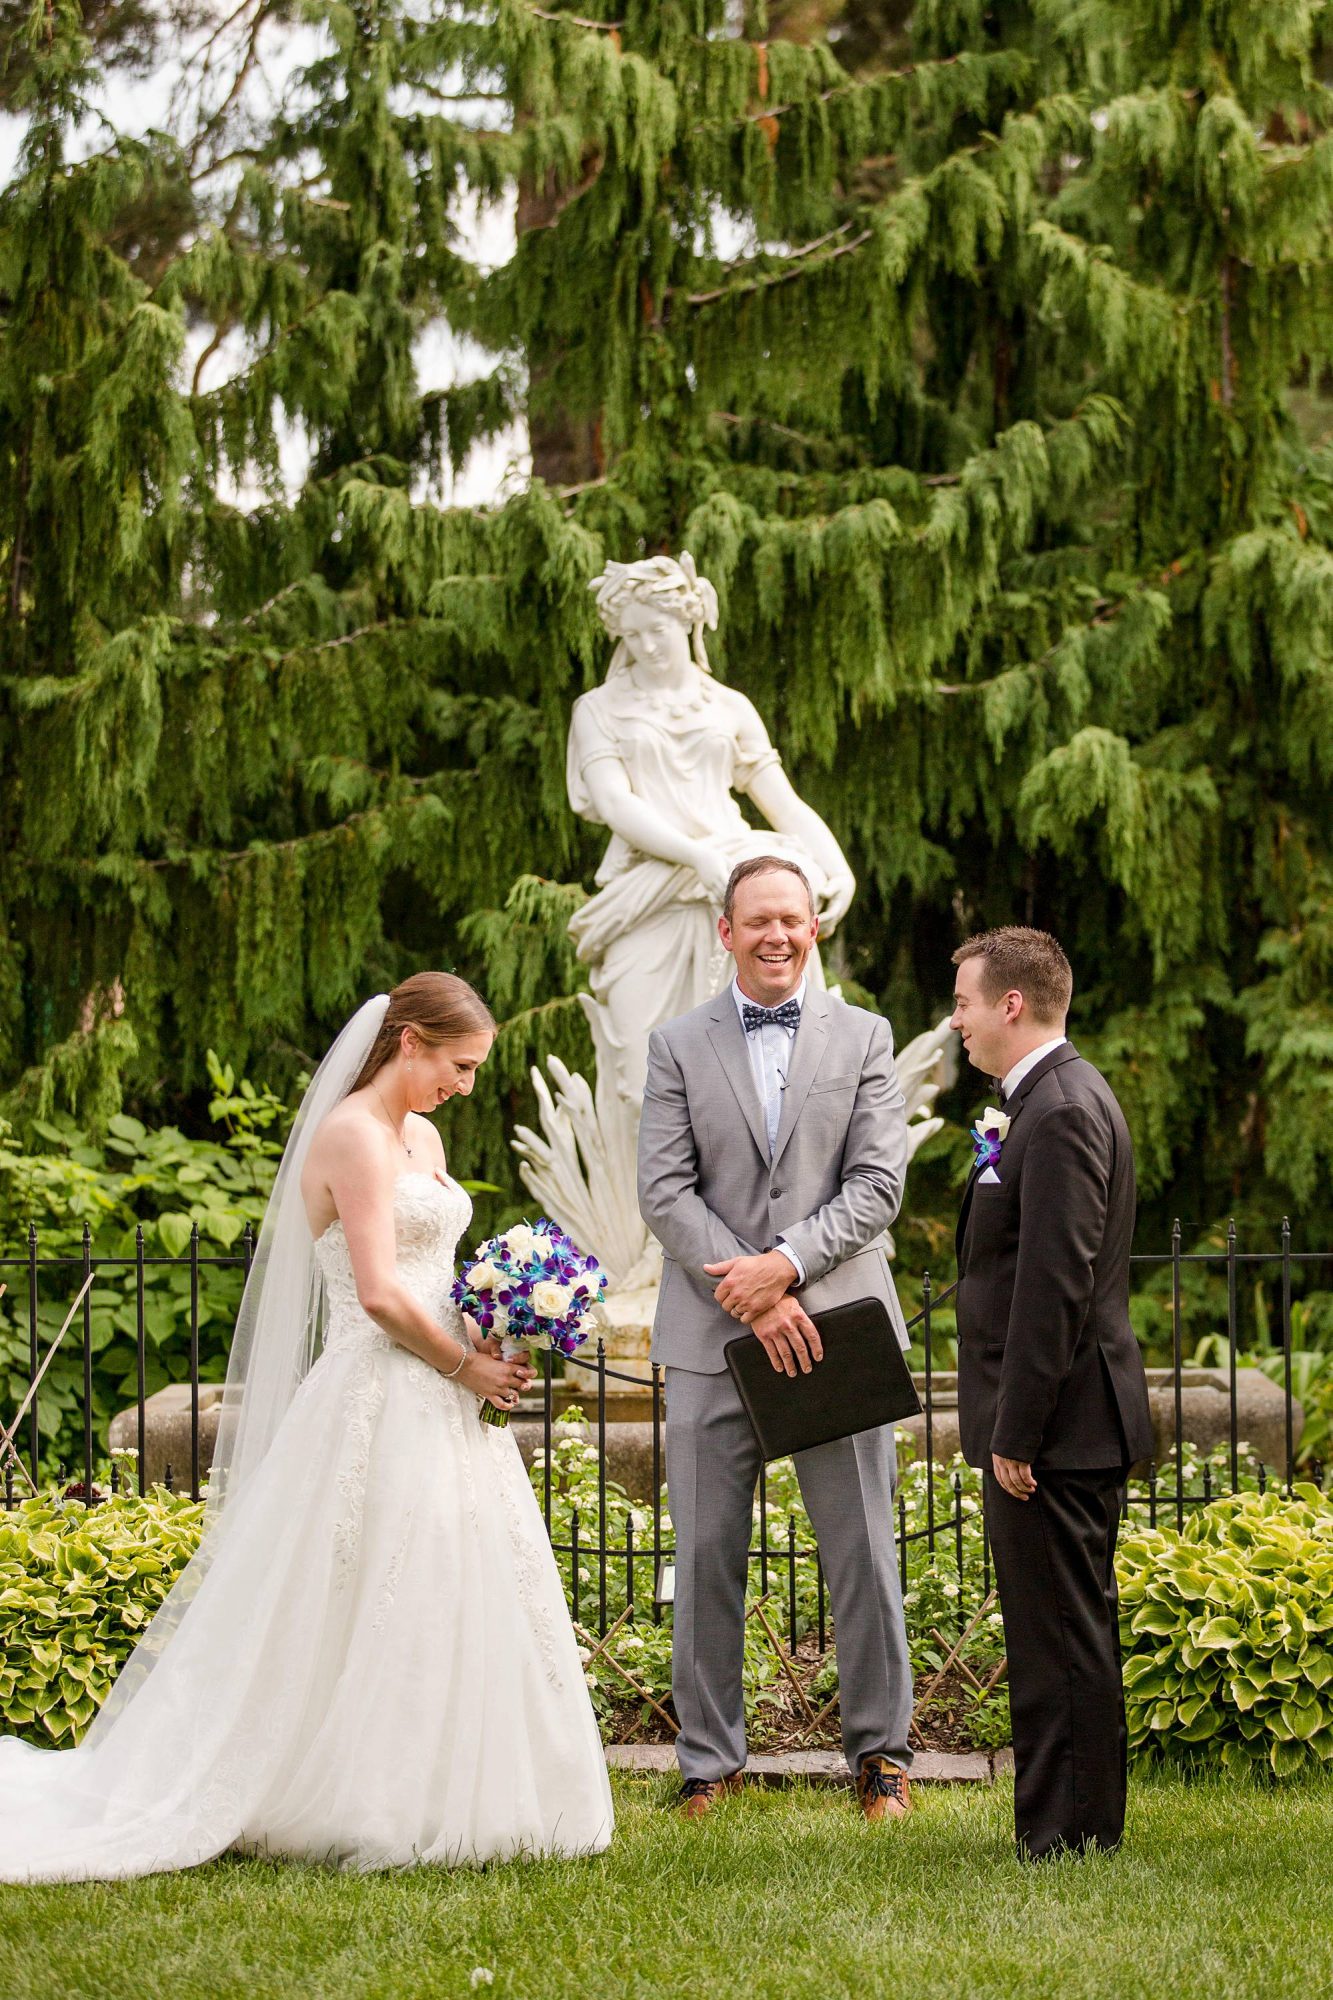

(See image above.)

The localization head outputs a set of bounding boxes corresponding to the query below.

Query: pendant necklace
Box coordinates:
[372,1078,413,1158]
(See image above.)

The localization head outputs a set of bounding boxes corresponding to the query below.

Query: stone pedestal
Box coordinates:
[897,1365,1302,1473]
[593,1283,658,1385]
[510,1415,661,1502]
[1140,1365,1302,1472]
[109,1383,225,1491]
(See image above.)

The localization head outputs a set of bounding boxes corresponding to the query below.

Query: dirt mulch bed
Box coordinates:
[603,1636,1008,1757]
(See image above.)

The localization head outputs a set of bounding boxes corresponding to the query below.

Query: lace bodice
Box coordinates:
[313,1172,472,1352]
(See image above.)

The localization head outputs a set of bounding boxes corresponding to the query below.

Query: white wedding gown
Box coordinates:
[0,1173,613,1880]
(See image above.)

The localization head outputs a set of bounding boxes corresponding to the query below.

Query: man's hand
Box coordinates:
[749,1297,824,1377]
[704,1249,798,1323]
[992,1454,1037,1501]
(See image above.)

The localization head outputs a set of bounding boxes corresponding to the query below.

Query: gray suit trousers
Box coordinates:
[666,1365,914,1779]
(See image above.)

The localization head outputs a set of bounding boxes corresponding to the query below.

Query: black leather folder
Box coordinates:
[723,1295,921,1461]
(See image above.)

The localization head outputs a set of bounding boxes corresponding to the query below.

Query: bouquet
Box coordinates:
[451,1219,607,1427]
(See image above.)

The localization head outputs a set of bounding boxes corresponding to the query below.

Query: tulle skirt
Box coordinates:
[0,1336,613,1881]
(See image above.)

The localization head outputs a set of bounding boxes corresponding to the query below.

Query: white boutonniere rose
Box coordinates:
[970,1105,1011,1180]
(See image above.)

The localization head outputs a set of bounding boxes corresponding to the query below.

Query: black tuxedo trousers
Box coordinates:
[985,1465,1129,1859]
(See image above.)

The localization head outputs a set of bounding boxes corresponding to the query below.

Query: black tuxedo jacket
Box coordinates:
[954,1044,1153,1471]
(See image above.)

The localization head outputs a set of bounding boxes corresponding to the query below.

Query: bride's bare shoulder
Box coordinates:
[405,1112,446,1168]
[305,1094,386,1173]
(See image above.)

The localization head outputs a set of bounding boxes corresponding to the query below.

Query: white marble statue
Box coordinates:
[565,551,855,1110]
[513,550,955,1299]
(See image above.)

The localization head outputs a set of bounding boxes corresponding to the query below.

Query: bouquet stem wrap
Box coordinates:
[480,1337,532,1430]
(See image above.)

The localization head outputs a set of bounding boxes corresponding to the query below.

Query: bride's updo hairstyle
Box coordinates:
[349,973,496,1093]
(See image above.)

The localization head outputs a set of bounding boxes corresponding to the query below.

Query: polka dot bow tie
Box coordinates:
[741,999,802,1033]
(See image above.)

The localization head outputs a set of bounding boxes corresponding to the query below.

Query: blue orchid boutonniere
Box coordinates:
[970,1105,1011,1180]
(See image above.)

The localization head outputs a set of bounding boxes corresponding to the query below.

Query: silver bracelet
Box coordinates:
[443,1346,469,1379]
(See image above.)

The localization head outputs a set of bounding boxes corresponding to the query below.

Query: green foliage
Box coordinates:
[11,1422,1332,1764]
[4,0,1333,1245]
[0,1060,287,1476]
[544,1423,1007,1746]
[0,1468,204,1744]
[1255,1348,1333,1468]
[1119,1486,1333,1778]
[1126,1212,1333,1400]
[0,1418,1001,1749]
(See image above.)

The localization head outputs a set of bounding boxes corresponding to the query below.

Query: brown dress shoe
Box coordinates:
[856,1757,911,1823]
[677,1773,745,1820]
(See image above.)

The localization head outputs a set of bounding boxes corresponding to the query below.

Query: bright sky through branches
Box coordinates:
[0,20,525,509]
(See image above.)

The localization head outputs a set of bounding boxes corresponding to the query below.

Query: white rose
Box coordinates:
[980,1105,1010,1141]
[531,1279,573,1319]
[504,1223,538,1258]
[467,1259,502,1292]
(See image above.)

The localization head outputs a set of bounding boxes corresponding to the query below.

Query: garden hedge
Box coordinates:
[0,1479,204,1744]
[1119,1487,1333,1776]
[7,1471,1332,1774]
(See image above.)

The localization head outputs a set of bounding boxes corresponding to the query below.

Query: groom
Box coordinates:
[638,855,914,1821]
[950,926,1152,1859]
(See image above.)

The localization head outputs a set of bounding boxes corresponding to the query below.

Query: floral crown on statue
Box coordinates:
[589,551,720,677]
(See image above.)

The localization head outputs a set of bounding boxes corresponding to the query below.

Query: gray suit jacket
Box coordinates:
[637,984,911,1373]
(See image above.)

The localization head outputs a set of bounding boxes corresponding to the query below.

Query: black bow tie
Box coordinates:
[742,998,801,1033]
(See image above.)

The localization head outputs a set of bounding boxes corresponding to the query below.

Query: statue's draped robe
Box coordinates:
[566,674,828,1103]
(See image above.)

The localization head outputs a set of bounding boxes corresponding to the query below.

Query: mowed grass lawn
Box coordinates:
[3,1770,1332,2000]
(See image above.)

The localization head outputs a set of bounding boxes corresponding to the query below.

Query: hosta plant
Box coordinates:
[1119,1487,1333,1777]
[0,1472,204,1744]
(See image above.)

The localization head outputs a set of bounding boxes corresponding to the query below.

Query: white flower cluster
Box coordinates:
[531,1278,576,1318]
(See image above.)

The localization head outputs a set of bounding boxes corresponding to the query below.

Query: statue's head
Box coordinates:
[589,552,719,684]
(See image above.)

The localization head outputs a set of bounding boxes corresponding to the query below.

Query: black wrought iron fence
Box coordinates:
[2,1222,1330,1652]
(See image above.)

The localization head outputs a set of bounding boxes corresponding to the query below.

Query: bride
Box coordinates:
[0,974,614,1880]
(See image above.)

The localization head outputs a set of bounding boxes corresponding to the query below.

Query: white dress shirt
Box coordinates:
[1000,1036,1068,1104]
[732,976,807,1284]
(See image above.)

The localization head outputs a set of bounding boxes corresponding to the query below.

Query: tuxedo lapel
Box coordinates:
[956,1074,1004,1261]
[705,998,770,1164]
[771,987,833,1167]
[1005,1043,1080,1122]
[954,1045,1081,1264]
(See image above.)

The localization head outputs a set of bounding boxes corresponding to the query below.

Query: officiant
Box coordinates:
[637,855,916,1823]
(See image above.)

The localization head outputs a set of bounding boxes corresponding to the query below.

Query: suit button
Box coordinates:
[770,1187,784,1198]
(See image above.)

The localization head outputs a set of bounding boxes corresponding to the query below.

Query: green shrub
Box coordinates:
[1118,1486,1333,1777]
[21,1441,1330,1766]
[1254,1349,1333,1468]
[0,1475,204,1743]
[0,1056,289,1475]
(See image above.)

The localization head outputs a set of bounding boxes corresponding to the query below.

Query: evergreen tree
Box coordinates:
[3,0,1332,1257]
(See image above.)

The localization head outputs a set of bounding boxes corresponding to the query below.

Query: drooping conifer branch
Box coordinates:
[4,0,1333,1233]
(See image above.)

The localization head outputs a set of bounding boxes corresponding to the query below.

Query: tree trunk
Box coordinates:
[518,172,604,488]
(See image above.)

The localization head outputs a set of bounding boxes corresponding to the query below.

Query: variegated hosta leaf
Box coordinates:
[1118,1489,1333,1777]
